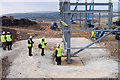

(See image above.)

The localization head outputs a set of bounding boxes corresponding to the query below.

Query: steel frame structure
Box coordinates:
[59,0,120,64]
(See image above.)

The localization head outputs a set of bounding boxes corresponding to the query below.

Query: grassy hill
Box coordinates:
[2,12,60,22]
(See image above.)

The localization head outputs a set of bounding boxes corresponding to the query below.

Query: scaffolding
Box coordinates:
[59,0,120,64]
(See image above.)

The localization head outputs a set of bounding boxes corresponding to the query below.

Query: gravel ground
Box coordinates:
[0,38,118,78]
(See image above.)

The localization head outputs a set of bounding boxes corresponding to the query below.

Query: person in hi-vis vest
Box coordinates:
[27,36,34,56]
[6,32,12,50]
[91,28,96,38]
[1,31,6,50]
[55,43,62,65]
[40,37,47,56]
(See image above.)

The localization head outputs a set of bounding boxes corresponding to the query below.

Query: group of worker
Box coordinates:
[27,36,62,65]
[1,31,62,65]
[1,31,13,51]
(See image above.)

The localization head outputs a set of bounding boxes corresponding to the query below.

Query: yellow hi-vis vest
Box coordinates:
[40,40,45,48]
[56,47,62,57]
[27,39,32,47]
[91,31,96,37]
[6,35,12,42]
[1,35,6,42]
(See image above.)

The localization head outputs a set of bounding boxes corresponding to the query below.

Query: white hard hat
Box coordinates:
[42,37,45,39]
[57,43,60,47]
[7,32,10,34]
[29,36,32,39]
[2,31,5,34]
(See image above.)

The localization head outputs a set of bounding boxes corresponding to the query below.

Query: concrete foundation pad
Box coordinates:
[54,57,83,66]
[62,57,84,66]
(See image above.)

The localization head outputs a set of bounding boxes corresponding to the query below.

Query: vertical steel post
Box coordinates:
[60,1,63,33]
[85,0,88,29]
[110,0,113,27]
[67,13,71,64]
[92,0,94,24]
[64,0,71,64]
[118,0,120,19]
[80,13,81,27]
[99,12,100,28]
[63,1,68,42]
[108,0,112,28]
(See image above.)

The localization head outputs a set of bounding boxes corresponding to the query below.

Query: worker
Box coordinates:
[40,37,47,56]
[27,36,34,56]
[6,32,12,50]
[91,28,96,38]
[1,31,6,50]
[55,43,62,65]
[50,21,58,30]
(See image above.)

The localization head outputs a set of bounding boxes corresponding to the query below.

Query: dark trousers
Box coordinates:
[7,41,12,50]
[41,48,44,56]
[56,57,61,65]
[28,47,32,56]
[2,42,6,50]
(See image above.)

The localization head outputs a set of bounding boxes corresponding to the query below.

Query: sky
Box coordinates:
[0,0,119,15]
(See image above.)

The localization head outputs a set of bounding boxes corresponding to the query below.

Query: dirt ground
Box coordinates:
[0,38,119,78]
[0,22,119,79]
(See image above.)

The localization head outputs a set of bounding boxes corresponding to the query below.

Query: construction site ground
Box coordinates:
[0,22,119,78]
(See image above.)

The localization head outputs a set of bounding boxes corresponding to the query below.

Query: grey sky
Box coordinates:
[0,0,119,15]
[0,2,59,15]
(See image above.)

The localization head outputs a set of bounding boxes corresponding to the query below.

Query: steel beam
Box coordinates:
[71,27,120,56]
[67,47,120,49]
[64,29,120,32]
[70,3,112,6]
[64,10,110,14]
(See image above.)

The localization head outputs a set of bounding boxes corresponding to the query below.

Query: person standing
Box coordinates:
[1,31,6,50]
[40,37,46,56]
[91,28,96,38]
[27,36,34,56]
[55,43,62,65]
[6,32,12,50]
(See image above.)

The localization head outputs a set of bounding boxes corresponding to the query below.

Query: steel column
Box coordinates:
[108,0,112,28]
[64,0,71,64]
[85,0,88,29]
[118,0,120,19]
[92,0,94,24]
[80,13,81,27]
[98,12,101,28]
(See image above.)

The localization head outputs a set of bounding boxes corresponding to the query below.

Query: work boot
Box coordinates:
[3,48,6,50]
[29,55,33,56]
[41,54,45,56]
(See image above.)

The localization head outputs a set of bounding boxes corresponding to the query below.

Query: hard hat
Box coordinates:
[29,36,32,39]
[57,43,60,47]
[42,37,45,39]
[7,32,10,34]
[2,31,5,34]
